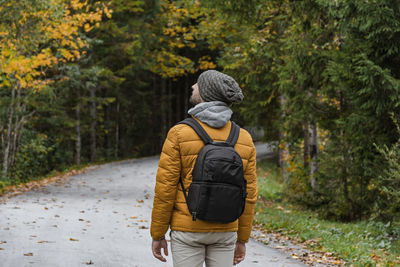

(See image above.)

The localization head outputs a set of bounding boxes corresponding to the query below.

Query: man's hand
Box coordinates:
[152,239,168,262]
[233,241,246,265]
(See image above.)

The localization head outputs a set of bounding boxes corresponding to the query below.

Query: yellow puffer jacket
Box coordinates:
[150,117,257,243]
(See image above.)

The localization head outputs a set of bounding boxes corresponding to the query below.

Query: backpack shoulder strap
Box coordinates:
[226,121,240,147]
[177,117,213,145]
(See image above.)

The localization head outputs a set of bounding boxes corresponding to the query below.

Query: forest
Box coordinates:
[1,0,400,225]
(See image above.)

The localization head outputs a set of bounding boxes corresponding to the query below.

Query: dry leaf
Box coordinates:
[69,238,79,241]
[54,215,60,218]
[44,207,48,210]
[24,253,33,256]
[79,219,84,221]
[135,204,141,207]
[137,219,148,222]
[139,226,148,229]
[38,241,49,243]
[0,241,6,244]
[130,216,137,219]
[0,248,4,250]
[137,199,144,203]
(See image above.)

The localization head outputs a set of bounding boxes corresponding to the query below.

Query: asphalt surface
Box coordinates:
[0,143,306,267]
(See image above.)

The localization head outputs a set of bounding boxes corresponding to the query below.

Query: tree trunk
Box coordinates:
[339,90,350,204]
[12,102,34,168]
[2,85,16,178]
[303,123,309,168]
[168,79,172,127]
[75,87,82,165]
[106,104,111,159]
[308,121,319,192]
[176,81,182,122]
[278,93,288,182]
[160,78,167,140]
[9,87,21,168]
[184,76,189,115]
[115,101,120,159]
[90,86,97,162]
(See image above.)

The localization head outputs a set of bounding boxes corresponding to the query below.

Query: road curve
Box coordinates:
[0,144,306,267]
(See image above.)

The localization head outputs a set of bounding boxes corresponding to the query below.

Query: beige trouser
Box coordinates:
[170,230,237,267]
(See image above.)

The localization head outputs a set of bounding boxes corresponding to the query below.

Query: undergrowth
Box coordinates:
[255,158,400,266]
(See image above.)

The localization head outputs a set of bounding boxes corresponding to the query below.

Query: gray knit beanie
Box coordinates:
[197,70,244,105]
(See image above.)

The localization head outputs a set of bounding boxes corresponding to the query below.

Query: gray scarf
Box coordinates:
[188,101,232,128]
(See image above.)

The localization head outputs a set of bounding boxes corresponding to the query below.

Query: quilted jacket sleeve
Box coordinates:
[150,126,181,240]
[237,143,258,243]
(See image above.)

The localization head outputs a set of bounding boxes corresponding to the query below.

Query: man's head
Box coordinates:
[190,70,244,106]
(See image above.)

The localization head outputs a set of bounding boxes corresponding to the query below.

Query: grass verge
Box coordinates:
[255,158,400,267]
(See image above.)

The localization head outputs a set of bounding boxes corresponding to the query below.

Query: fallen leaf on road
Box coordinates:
[70,238,79,241]
[24,253,33,256]
[80,210,85,213]
[38,241,49,243]
[291,253,299,259]
[30,235,37,237]
[137,199,144,203]
[86,260,94,265]
[0,248,4,250]
[130,216,137,219]
[79,219,84,221]
[135,205,141,207]
[44,207,48,210]
[137,220,147,222]
[144,194,150,199]
[55,215,60,218]
[139,226,148,229]
[0,241,6,244]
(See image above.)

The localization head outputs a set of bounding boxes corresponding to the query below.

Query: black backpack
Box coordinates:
[178,117,247,223]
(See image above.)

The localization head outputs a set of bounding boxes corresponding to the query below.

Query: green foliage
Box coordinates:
[257,158,284,201]
[9,129,56,182]
[256,159,400,266]
[372,115,400,221]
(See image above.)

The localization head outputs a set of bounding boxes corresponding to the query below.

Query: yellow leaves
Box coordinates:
[103,5,112,19]
[198,56,216,70]
[70,0,87,10]
[368,183,375,191]
[84,23,93,32]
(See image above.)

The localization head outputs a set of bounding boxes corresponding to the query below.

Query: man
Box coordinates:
[150,70,257,267]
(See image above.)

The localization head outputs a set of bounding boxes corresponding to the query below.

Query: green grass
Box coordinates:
[255,158,400,266]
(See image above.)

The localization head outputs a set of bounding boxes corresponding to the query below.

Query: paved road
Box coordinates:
[0,144,306,267]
